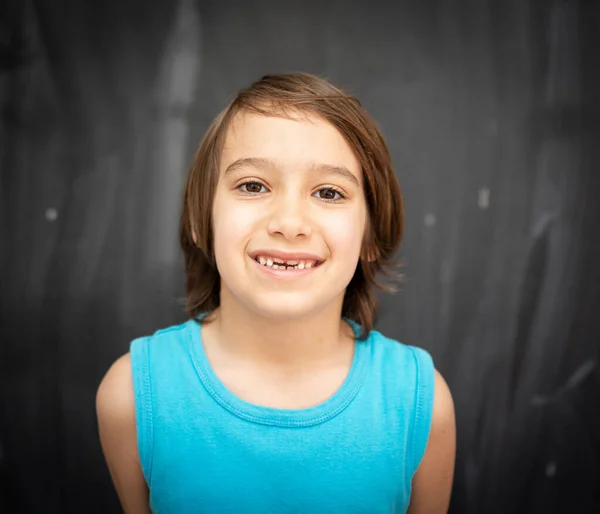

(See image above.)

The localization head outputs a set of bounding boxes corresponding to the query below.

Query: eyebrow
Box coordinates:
[224,157,360,187]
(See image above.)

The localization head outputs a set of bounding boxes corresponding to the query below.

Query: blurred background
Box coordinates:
[1,0,599,512]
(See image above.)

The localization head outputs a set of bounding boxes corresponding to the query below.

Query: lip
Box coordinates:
[248,249,324,263]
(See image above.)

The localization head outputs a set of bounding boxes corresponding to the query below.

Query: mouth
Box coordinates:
[247,250,325,275]
[251,254,323,271]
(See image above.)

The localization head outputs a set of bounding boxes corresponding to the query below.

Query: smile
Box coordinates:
[254,255,320,270]
[249,254,324,278]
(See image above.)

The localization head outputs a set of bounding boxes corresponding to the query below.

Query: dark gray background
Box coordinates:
[1,0,599,512]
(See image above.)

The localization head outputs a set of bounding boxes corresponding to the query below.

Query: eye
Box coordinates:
[314,187,345,202]
[239,181,267,194]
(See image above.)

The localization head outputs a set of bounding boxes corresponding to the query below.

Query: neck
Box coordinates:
[207,293,353,371]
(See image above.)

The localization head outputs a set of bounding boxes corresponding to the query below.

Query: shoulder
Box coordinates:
[366,330,434,380]
[130,319,197,355]
[96,353,136,430]
[432,369,455,433]
[367,328,453,425]
[96,321,193,430]
[428,369,455,467]
[96,354,152,512]
[367,330,452,458]
[96,353,139,479]
[407,368,456,513]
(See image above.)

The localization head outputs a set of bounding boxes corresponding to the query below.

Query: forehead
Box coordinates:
[220,110,361,177]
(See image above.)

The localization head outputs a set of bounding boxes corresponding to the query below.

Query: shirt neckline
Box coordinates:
[188,317,369,427]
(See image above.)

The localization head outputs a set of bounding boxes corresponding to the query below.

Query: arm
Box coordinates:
[96,353,151,514]
[407,369,456,514]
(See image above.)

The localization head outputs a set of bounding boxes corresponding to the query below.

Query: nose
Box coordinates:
[266,196,312,240]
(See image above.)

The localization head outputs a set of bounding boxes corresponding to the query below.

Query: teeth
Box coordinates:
[255,255,318,270]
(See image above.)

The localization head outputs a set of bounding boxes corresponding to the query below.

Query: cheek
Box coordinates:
[324,209,366,257]
[212,195,257,253]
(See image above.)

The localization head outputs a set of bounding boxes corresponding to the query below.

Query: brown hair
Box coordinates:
[180,73,404,339]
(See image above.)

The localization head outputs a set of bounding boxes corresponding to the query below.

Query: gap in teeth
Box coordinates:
[256,256,315,269]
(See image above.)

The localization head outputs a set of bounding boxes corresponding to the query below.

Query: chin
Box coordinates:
[246,294,332,321]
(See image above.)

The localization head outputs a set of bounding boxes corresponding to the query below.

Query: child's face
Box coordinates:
[212,110,367,320]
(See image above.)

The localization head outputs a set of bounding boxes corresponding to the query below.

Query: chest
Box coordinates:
[216,364,351,409]
[147,408,410,514]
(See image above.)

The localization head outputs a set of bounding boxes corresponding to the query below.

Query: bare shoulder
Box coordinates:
[421,369,455,476]
[97,353,150,513]
[97,353,135,423]
[96,353,137,465]
[432,369,455,431]
[408,369,456,514]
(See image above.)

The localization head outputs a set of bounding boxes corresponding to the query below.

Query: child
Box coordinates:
[97,73,456,514]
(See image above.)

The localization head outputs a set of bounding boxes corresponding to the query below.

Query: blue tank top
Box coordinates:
[130,318,435,514]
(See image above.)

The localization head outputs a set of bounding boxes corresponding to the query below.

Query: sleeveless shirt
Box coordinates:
[130,318,435,513]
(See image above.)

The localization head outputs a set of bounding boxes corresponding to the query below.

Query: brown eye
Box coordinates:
[241,182,265,194]
[317,188,342,201]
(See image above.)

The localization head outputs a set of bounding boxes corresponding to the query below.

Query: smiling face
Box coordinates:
[211,109,368,320]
